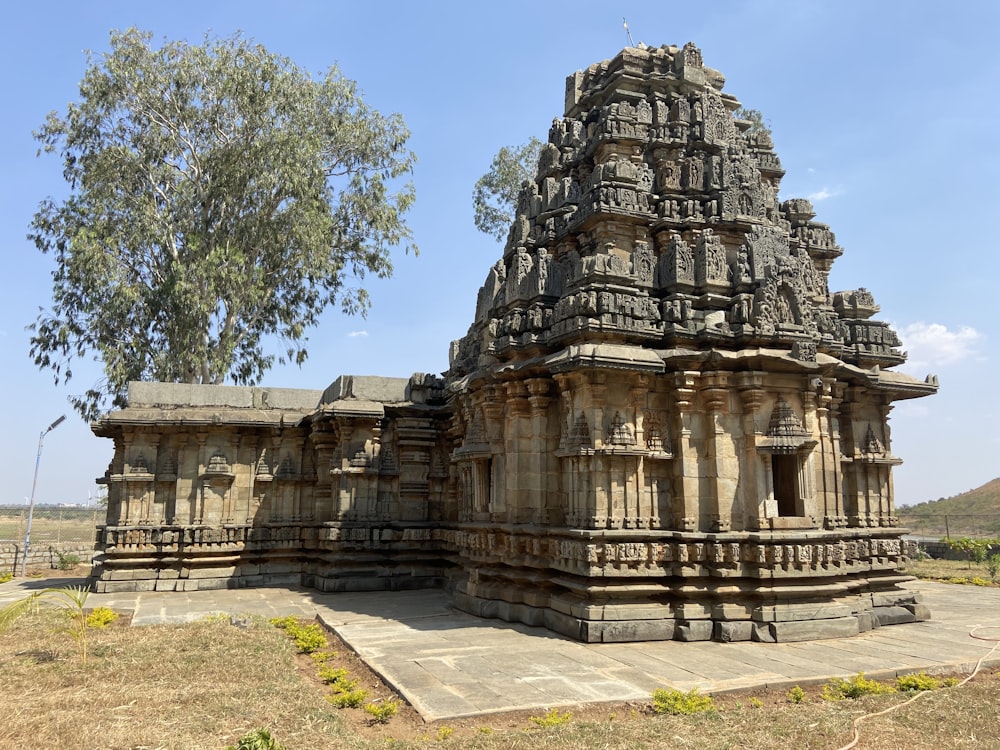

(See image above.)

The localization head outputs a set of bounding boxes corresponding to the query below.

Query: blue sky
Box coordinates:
[1,1,997,508]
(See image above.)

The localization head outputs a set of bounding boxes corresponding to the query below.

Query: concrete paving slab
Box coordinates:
[2,577,998,722]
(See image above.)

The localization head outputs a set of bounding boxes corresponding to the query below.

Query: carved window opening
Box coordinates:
[473,458,493,514]
[772,454,799,517]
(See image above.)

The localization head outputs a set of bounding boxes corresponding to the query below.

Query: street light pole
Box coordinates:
[20,414,66,577]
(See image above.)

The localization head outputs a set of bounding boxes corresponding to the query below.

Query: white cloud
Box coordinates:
[897,321,982,372]
[347,330,369,338]
[806,186,841,202]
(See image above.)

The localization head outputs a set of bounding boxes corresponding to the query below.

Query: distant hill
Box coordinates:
[900,477,1000,516]
[897,477,1000,538]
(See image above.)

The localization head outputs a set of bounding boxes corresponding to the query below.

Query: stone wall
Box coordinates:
[0,542,97,574]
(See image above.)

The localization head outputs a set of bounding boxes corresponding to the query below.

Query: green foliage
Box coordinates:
[945,537,998,569]
[651,688,716,716]
[363,700,399,723]
[748,696,764,708]
[317,665,349,685]
[896,672,942,692]
[821,672,895,700]
[85,606,119,629]
[28,28,416,420]
[269,616,328,653]
[0,585,92,663]
[472,137,543,242]
[734,107,772,138]
[56,551,81,570]
[291,624,327,654]
[436,726,454,741]
[224,727,286,750]
[327,688,369,709]
[528,707,573,728]
[942,677,959,687]
[0,571,12,584]
[309,649,335,663]
[786,685,807,704]
[987,553,1000,582]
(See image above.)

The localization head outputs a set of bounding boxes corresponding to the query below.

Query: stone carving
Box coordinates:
[92,42,936,646]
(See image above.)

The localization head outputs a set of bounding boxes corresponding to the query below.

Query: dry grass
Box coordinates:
[1,607,998,750]
[903,557,999,583]
[0,509,100,544]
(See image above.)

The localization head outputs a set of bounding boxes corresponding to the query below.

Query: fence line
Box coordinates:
[897,513,999,540]
[0,506,102,544]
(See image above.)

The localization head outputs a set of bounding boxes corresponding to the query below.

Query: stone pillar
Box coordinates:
[829,383,846,524]
[700,370,731,531]
[504,380,531,523]
[736,372,766,530]
[672,371,699,530]
[526,378,554,523]
[396,416,436,522]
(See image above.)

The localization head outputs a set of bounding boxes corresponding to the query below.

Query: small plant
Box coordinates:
[896,672,941,692]
[0,585,92,663]
[55,551,81,570]
[942,677,959,687]
[786,686,807,704]
[477,726,493,735]
[85,606,119,629]
[327,688,369,708]
[946,537,997,570]
[748,696,764,708]
[821,672,895,700]
[269,617,327,654]
[987,554,1000,582]
[651,688,716,716]
[436,726,454,741]
[310,649,335,663]
[318,665,350,685]
[363,700,399,724]
[225,727,285,750]
[529,707,573,728]
[0,571,13,583]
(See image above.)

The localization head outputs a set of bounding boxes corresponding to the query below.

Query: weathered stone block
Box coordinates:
[598,619,676,642]
[872,591,921,607]
[752,623,776,642]
[715,620,754,642]
[676,620,714,641]
[906,603,931,621]
[712,603,751,620]
[753,603,853,623]
[675,603,712,620]
[188,566,236,579]
[873,606,916,626]
[770,616,859,642]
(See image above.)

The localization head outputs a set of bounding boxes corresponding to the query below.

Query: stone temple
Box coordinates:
[91,43,938,643]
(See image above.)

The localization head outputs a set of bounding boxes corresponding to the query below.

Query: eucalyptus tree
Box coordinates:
[472,137,542,242]
[29,28,416,419]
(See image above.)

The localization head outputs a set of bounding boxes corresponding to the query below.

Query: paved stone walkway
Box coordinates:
[2,577,998,721]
